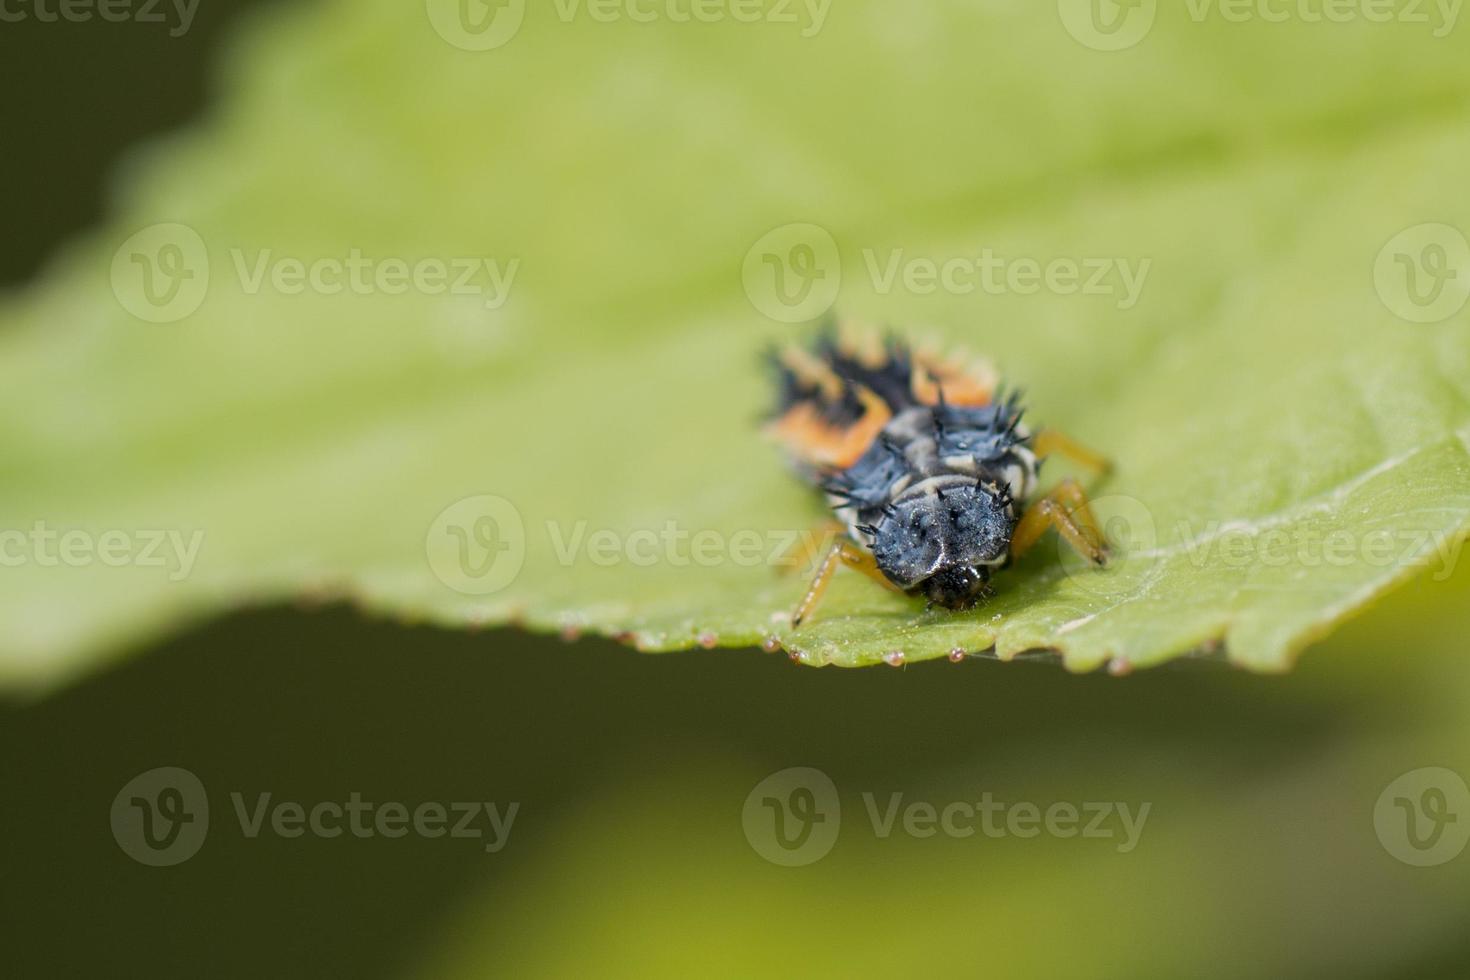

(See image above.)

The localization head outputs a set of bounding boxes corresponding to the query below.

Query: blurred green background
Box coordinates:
[5,556,1470,978]
[4,2,1470,978]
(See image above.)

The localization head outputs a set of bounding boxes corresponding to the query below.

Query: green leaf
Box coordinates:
[3,0,1470,686]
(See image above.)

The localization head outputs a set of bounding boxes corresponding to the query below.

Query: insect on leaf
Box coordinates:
[2,0,1470,685]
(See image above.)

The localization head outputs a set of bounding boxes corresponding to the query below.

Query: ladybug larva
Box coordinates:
[767,325,1111,627]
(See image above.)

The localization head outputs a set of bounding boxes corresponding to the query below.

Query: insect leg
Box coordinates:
[1011,481,1109,566]
[1032,428,1112,476]
[791,538,896,627]
[1047,478,1104,545]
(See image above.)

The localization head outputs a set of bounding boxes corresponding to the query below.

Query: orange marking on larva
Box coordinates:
[826,385,891,467]
[912,351,997,407]
[767,402,836,456]
[767,384,891,468]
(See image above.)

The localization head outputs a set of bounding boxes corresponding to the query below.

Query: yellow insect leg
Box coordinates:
[791,539,897,627]
[1032,428,1112,476]
[1010,479,1109,566]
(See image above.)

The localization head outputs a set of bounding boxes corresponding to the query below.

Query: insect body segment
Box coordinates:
[768,328,1107,627]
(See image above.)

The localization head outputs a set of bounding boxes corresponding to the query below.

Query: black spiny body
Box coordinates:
[767,330,1039,609]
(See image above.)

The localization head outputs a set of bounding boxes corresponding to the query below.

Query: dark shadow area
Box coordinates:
[0,0,273,286]
[0,604,1407,978]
